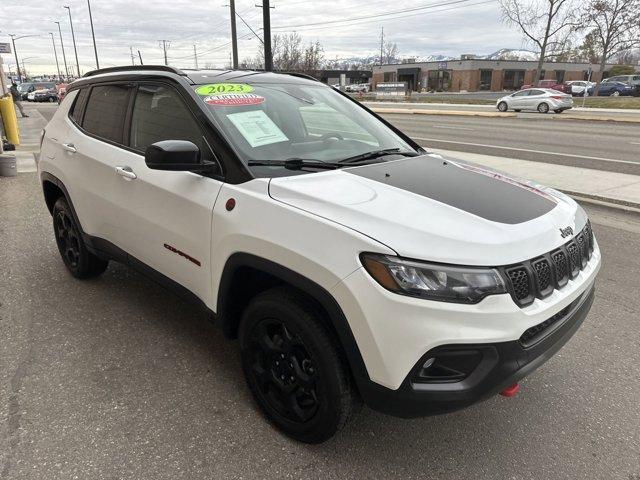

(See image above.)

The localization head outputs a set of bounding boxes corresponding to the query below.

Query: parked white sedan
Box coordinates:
[496,88,574,114]
[566,81,596,96]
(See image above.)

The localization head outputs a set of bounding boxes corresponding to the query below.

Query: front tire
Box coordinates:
[497,101,508,112]
[538,102,550,113]
[52,197,109,278]
[239,287,358,443]
[554,109,564,113]
[611,91,620,97]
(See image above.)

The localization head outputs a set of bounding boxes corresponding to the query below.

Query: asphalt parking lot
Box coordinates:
[2,167,640,479]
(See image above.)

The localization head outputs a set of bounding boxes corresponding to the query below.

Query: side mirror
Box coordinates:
[145,140,214,172]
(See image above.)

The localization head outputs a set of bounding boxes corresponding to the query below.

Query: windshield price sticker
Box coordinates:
[195,83,254,96]
[204,93,265,106]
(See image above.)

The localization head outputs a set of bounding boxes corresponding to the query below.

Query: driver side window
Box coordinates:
[130,84,211,160]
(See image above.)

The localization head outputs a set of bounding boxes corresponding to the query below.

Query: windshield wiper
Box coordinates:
[339,148,419,164]
[248,158,341,170]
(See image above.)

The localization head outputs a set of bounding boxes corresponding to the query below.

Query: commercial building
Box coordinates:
[314,69,372,86]
[372,59,619,92]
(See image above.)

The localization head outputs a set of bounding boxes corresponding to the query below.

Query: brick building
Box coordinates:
[372,59,619,92]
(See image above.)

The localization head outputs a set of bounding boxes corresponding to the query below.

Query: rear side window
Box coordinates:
[69,88,89,124]
[83,85,132,144]
[129,84,210,159]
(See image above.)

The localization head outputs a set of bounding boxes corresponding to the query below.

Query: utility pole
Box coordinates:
[64,6,81,76]
[193,45,198,69]
[8,35,21,81]
[87,0,99,69]
[229,0,239,69]
[130,46,135,65]
[54,21,70,80]
[158,40,170,66]
[257,0,274,71]
[49,32,62,81]
[379,27,384,66]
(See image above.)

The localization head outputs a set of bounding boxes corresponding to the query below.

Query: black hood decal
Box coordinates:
[346,156,557,225]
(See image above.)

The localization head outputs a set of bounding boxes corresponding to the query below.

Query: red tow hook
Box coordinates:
[500,383,520,397]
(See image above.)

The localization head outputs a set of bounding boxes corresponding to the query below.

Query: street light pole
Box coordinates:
[64,6,81,77]
[54,22,70,80]
[87,0,99,69]
[8,35,21,80]
[49,32,62,81]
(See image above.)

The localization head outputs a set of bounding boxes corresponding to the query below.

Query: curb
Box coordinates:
[370,107,516,118]
[366,103,640,123]
[562,191,640,213]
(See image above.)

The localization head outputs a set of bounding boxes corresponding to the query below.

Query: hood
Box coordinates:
[268,154,586,266]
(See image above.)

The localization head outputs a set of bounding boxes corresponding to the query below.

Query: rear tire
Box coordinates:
[52,197,109,279]
[611,91,620,97]
[514,109,521,112]
[239,287,358,443]
[537,102,550,113]
[554,109,564,114]
[497,101,508,112]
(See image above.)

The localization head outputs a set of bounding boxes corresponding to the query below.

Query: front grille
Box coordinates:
[507,267,531,301]
[501,222,594,307]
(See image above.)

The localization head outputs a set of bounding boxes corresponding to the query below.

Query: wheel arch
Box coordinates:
[216,252,370,385]
[41,172,86,235]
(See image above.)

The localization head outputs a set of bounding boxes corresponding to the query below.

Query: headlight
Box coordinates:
[360,253,507,304]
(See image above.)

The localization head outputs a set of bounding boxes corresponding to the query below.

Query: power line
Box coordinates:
[274,0,496,32]
[272,0,481,29]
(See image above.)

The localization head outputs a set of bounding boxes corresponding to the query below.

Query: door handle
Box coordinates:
[62,143,77,153]
[115,166,137,180]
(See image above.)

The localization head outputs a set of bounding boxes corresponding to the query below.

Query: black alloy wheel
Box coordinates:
[52,197,109,278]
[247,318,320,423]
[240,287,358,443]
[54,206,81,269]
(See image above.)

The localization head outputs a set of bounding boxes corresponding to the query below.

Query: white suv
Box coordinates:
[38,66,601,443]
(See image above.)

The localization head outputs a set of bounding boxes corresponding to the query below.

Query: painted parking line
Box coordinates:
[411,137,639,166]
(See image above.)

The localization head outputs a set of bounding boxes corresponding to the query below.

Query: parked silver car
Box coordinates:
[496,88,573,114]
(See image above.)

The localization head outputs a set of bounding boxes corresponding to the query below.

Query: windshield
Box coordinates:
[192,82,415,171]
[17,83,33,93]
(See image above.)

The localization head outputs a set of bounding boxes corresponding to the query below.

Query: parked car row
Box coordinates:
[587,81,637,97]
[521,75,640,97]
[17,81,67,103]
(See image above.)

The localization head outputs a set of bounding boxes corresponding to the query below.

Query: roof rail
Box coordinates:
[83,65,187,78]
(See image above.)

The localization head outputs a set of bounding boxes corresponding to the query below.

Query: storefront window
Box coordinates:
[479,69,492,90]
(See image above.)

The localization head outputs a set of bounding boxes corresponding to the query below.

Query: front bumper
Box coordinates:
[359,284,595,417]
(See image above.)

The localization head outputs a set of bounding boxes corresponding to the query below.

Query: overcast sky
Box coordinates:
[1,0,526,76]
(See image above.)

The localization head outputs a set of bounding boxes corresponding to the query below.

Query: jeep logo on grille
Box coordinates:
[559,226,573,238]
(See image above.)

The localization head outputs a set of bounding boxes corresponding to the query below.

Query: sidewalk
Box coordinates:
[433,149,640,211]
[365,101,640,123]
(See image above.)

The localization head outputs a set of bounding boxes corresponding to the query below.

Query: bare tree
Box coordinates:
[383,41,399,64]
[580,0,640,75]
[499,0,578,83]
[271,33,304,71]
[301,41,324,74]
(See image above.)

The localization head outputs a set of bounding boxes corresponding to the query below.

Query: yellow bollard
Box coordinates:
[0,96,20,146]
